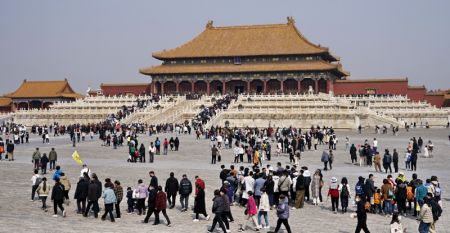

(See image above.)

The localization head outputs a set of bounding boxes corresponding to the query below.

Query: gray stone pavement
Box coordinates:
[0,128,449,233]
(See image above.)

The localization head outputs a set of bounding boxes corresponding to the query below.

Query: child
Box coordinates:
[373,188,382,214]
[126,187,134,214]
[390,212,405,233]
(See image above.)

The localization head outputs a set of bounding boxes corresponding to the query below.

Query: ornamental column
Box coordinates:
[297,78,302,93]
[160,81,165,95]
[314,79,319,94]
[222,81,226,95]
[263,80,268,94]
[280,79,284,93]
[191,81,195,93]
[175,81,180,93]
[206,81,211,95]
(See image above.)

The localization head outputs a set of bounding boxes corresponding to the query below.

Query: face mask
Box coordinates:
[356,198,361,202]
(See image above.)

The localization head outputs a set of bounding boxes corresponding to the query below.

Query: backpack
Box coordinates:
[430,201,442,221]
[35,176,43,186]
[341,185,349,198]
[434,186,441,197]
[406,186,414,201]
[355,183,364,195]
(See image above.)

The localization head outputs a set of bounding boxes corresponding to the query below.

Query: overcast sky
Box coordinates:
[1,0,449,95]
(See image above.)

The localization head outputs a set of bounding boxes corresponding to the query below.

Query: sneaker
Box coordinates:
[238,228,245,232]
[206,215,210,221]
[226,230,231,233]
[52,214,58,217]
[62,210,66,217]
[291,207,297,210]
[167,224,171,227]
[193,219,199,222]
[141,220,148,223]
[264,226,270,229]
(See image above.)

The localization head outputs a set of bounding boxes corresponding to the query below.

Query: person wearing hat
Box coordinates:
[327,177,340,213]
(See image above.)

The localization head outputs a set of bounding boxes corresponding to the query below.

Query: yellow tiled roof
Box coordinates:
[140,60,348,76]
[6,80,82,99]
[0,97,12,107]
[153,18,332,59]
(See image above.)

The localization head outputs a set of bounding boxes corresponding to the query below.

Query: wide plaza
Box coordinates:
[0,127,449,233]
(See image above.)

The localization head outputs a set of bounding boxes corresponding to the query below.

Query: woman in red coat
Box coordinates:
[154,185,171,227]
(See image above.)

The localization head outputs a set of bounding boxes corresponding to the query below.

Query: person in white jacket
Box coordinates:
[257,188,270,229]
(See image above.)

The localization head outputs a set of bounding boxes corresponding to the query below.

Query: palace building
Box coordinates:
[140,17,349,95]
[3,79,82,111]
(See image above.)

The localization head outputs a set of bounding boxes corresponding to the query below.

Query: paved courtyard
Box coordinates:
[0,128,449,233]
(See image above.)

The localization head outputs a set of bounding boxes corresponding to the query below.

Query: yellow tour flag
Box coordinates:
[72,151,83,165]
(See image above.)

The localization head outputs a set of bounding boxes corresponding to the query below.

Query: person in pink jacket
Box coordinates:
[238,191,261,232]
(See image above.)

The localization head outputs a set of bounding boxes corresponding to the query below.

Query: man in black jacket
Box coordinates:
[142,186,157,223]
[74,177,89,214]
[294,170,306,209]
[51,178,66,217]
[179,174,192,211]
[392,149,399,173]
[208,189,227,233]
[355,194,370,233]
[364,174,375,212]
[165,172,179,209]
[84,179,99,218]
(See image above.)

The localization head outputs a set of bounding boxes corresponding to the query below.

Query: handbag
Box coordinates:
[244,209,248,215]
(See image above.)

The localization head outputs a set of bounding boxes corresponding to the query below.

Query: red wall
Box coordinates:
[333,80,408,95]
[424,94,445,108]
[406,88,426,102]
[101,84,152,96]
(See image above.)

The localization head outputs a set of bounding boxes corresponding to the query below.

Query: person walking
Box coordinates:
[139,143,146,163]
[393,149,399,173]
[339,177,351,213]
[321,149,330,171]
[211,144,219,164]
[48,148,57,170]
[113,180,123,219]
[59,172,71,205]
[84,178,100,218]
[6,139,14,161]
[257,187,270,229]
[149,142,156,163]
[354,194,370,233]
[154,185,171,227]
[350,144,357,164]
[208,189,227,233]
[417,197,433,233]
[36,177,51,211]
[51,177,66,217]
[40,153,49,175]
[327,177,340,214]
[32,148,41,170]
[193,184,209,222]
[383,149,393,173]
[179,174,192,212]
[31,169,41,201]
[101,182,117,222]
[74,176,89,214]
[135,179,148,215]
[142,185,157,224]
[268,194,292,233]
[165,172,179,209]
[238,191,261,232]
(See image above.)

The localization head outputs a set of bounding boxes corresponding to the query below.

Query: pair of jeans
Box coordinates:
[383,200,393,215]
[143,207,155,223]
[180,195,189,210]
[101,203,115,221]
[167,193,176,207]
[85,200,99,217]
[418,222,430,233]
[257,211,269,227]
[137,198,146,214]
[115,200,121,218]
[331,197,339,211]
[41,196,48,209]
[49,160,56,170]
[31,185,38,200]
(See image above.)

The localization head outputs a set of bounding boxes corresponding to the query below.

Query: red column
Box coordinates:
[247,80,251,93]
[191,81,195,93]
[161,82,165,95]
[297,79,301,93]
[222,81,226,95]
[206,81,211,95]
[263,80,267,94]
[280,79,284,93]
[175,81,180,93]
[314,79,319,94]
